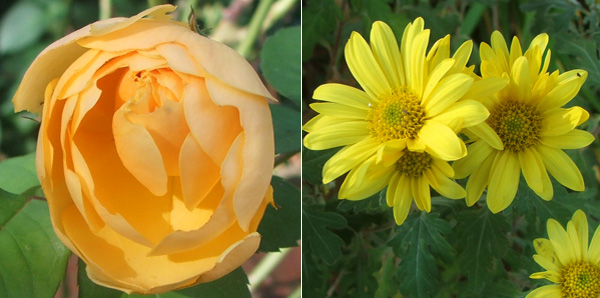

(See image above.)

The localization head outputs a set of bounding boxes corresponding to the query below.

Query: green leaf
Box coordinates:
[271,104,300,155]
[0,189,71,298]
[302,0,342,60]
[374,249,400,298]
[0,153,39,194]
[78,262,251,298]
[390,212,454,298]
[0,1,47,54]
[257,176,301,252]
[301,148,338,185]
[513,177,583,225]
[481,280,523,298]
[553,33,600,87]
[302,204,347,265]
[451,208,511,292]
[337,189,385,213]
[261,26,301,105]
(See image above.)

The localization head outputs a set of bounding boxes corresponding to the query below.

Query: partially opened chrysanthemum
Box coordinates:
[303,18,507,225]
[527,210,600,297]
[453,31,594,213]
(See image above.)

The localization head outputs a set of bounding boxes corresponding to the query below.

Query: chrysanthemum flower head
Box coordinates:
[454,31,594,213]
[527,210,600,298]
[303,18,507,225]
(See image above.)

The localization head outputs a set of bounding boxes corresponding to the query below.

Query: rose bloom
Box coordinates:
[12,5,275,294]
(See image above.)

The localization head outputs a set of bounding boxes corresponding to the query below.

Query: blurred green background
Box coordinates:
[0,0,300,158]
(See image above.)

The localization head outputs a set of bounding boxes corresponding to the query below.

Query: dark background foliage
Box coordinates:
[302,0,600,297]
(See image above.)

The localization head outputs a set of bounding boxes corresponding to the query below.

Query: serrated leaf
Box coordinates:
[302,0,342,60]
[514,178,582,225]
[554,33,600,87]
[390,212,454,298]
[271,104,300,155]
[0,153,39,194]
[78,262,251,298]
[481,280,523,298]
[0,2,47,54]
[261,26,301,105]
[337,189,385,213]
[257,176,300,252]
[302,204,347,265]
[451,208,510,292]
[0,189,71,298]
[337,240,381,298]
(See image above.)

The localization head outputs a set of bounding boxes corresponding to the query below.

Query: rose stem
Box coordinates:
[247,247,292,292]
[99,0,112,20]
[236,0,275,58]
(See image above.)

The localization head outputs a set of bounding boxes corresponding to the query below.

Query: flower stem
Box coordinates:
[248,247,292,292]
[288,286,301,298]
[99,0,112,20]
[262,0,298,32]
[236,0,274,58]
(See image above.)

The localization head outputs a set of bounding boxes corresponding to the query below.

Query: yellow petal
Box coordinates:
[540,129,594,149]
[422,58,454,103]
[462,76,509,102]
[412,177,431,212]
[420,120,466,161]
[370,21,404,87]
[537,145,584,191]
[313,83,371,109]
[541,106,589,137]
[525,285,561,298]
[538,70,587,111]
[529,268,560,283]
[587,224,600,263]
[425,168,465,199]
[309,102,368,119]
[339,158,393,200]
[464,150,496,206]
[487,151,520,213]
[322,138,379,183]
[547,218,577,265]
[392,175,413,225]
[423,73,474,117]
[571,210,588,259]
[303,121,369,150]
[345,31,391,98]
[453,140,494,179]
[432,100,489,132]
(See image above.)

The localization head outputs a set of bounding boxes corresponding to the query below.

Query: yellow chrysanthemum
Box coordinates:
[527,210,600,298]
[303,19,507,225]
[453,31,594,213]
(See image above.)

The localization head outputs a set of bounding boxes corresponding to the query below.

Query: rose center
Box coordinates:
[487,100,541,152]
[560,261,600,298]
[397,150,432,177]
[366,87,425,143]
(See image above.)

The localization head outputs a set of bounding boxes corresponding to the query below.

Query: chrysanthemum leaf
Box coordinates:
[390,212,454,298]
[451,208,511,293]
[302,148,338,185]
[302,204,347,265]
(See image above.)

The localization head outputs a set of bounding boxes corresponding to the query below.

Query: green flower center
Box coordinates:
[366,88,425,143]
[397,150,432,177]
[561,261,600,298]
[487,100,542,152]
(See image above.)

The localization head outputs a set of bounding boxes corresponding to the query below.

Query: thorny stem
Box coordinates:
[236,0,275,58]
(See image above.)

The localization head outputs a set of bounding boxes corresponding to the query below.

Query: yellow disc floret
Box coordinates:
[397,151,432,177]
[561,261,600,298]
[487,100,542,152]
[367,87,425,143]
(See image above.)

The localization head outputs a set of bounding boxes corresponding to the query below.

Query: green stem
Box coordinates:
[288,286,301,298]
[248,247,292,292]
[236,0,275,58]
[262,0,298,32]
[99,0,111,20]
